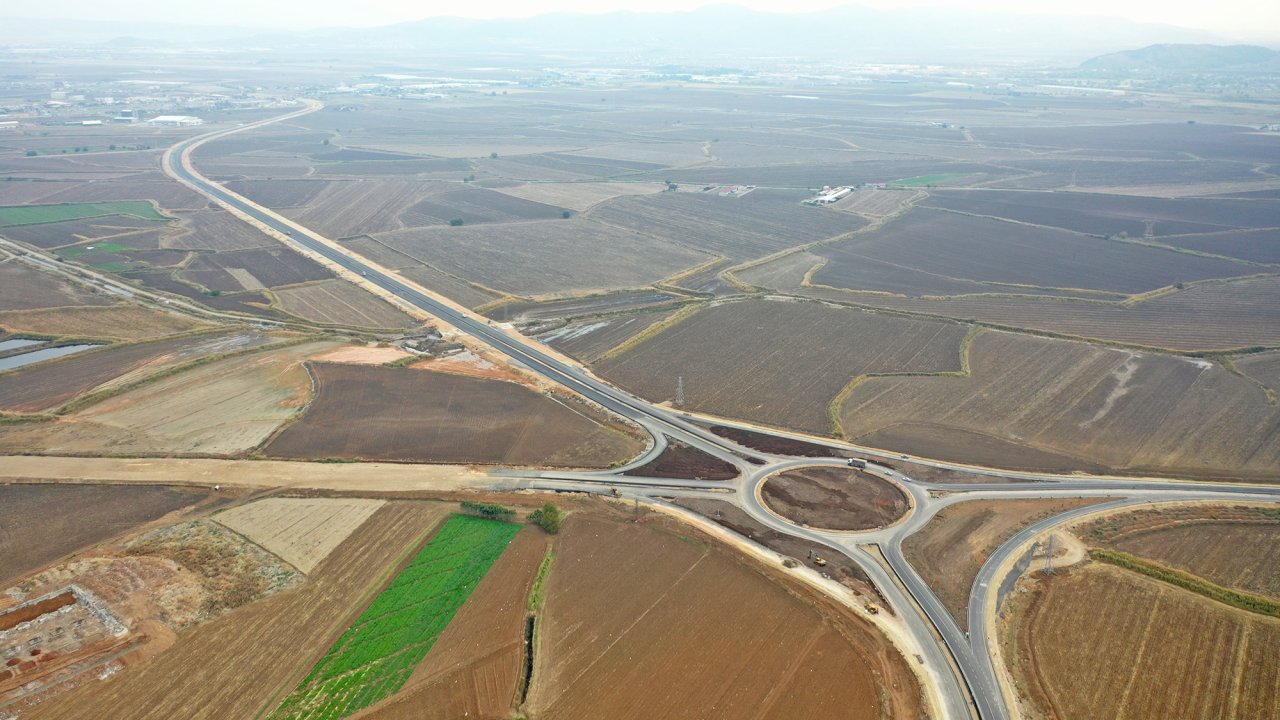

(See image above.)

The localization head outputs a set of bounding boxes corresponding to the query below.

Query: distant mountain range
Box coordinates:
[0,6,1234,65]
[1080,43,1280,72]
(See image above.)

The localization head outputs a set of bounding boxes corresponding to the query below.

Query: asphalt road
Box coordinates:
[166,106,1280,720]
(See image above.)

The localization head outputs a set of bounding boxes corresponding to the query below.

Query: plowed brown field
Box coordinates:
[526,514,923,720]
[1007,563,1280,720]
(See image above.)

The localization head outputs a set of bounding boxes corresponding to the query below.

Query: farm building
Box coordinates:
[149,115,204,126]
[804,186,852,205]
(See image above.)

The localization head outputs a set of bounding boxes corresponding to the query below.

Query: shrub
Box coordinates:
[528,503,562,534]
[459,500,516,521]
[449,218,464,227]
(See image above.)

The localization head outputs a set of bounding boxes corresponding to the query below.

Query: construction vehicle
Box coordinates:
[864,603,880,615]
[813,556,828,567]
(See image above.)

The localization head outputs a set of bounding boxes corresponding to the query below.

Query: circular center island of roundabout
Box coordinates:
[760,465,910,532]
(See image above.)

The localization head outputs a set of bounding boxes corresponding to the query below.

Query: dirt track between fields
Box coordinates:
[0,456,488,493]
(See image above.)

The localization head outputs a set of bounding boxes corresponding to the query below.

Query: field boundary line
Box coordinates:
[593,302,705,363]
[1089,549,1280,617]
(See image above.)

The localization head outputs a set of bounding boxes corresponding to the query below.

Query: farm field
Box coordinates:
[1004,562,1280,720]
[492,180,665,211]
[538,310,679,363]
[223,179,331,209]
[265,364,644,467]
[486,290,687,323]
[903,497,1108,628]
[367,219,708,297]
[0,331,279,414]
[825,275,1280,351]
[0,303,212,341]
[25,501,450,720]
[273,280,418,329]
[598,299,967,433]
[526,513,924,720]
[167,209,277,252]
[396,186,568,226]
[358,524,548,720]
[811,208,1257,296]
[213,499,386,573]
[760,466,908,531]
[282,180,441,237]
[268,514,521,720]
[590,189,865,260]
[918,189,1280,237]
[836,187,921,218]
[0,263,113,311]
[0,201,168,226]
[1155,228,1280,264]
[840,330,1280,479]
[0,340,335,456]
[1238,351,1280,394]
[1076,504,1280,599]
[0,483,213,584]
[0,214,167,249]
[182,246,332,293]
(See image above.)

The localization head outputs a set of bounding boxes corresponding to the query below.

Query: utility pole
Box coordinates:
[675,375,685,407]
[1044,535,1056,574]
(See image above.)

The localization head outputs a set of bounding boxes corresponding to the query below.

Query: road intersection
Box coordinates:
[165,103,1280,720]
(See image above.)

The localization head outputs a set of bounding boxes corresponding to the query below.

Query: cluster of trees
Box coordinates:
[458,500,562,534]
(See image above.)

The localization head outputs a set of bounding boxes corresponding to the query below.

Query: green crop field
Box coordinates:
[889,173,967,186]
[0,201,168,226]
[267,514,521,720]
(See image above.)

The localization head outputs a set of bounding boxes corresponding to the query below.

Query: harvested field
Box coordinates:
[223,179,331,209]
[974,122,1280,163]
[1156,228,1280,264]
[0,341,335,456]
[1238,351,1280,394]
[396,264,500,309]
[599,299,967,434]
[356,525,548,720]
[25,502,448,720]
[182,247,331,293]
[274,280,418,329]
[539,310,678,363]
[622,438,738,480]
[266,364,644,467]
[0,483,211,584]
[841,330,1280,479]
[0,331,277,414]
[0,214,166,249]
[1077,504,1280,599]
[0,263,112,311]
[832,275,1280,351]
[35,174,207,211]
[213,499,385,574]
[761,466,907,531]
[284,180,440,238]
[493,181,664,211]
[837,188,920,218]
[369,219,708,297]
[486,290,686,323]
[166,210,276,252]
[0,305,212,341]
[311,344,411,365]
[1005,563,1280,720]
[526,513,923,720]
[398,187,568,226]
[904,497,1107,628]
[671,498,877,597]
[592,189,865,260]
[813,208,1256,296]
[918,189,1280,237]
[268,515,521,720]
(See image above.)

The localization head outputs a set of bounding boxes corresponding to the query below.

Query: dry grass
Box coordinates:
[0,305,212,341]
[213,498,386,573]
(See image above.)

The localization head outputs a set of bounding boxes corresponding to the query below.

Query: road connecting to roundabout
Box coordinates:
[166,103,1280,720]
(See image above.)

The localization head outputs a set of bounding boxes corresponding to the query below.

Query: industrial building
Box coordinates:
[148,115,204,126]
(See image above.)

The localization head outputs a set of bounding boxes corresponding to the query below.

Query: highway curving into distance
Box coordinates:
[165,103,1280,720]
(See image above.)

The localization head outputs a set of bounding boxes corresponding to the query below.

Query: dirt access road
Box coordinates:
[0,456,489,493]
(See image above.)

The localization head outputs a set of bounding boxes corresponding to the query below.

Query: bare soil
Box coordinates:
[1005,563,1280,720]
[0,483,214,585]
[903,497,1109,629]
[622,438,738,480]
[761,466,908,531]
[708,424,850,457]
[525,512,922,720]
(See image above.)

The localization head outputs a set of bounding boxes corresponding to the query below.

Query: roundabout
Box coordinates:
[759,464,910,532]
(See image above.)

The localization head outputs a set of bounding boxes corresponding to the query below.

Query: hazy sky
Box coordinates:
[8,0,1278,40]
